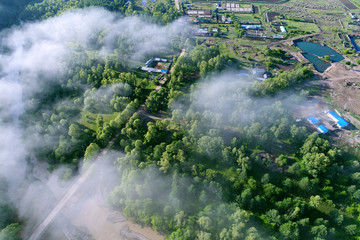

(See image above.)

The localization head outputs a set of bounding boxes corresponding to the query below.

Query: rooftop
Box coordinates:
[318,125,329,134]
[307,116,319,125]
[280,26,287,33]
[328,111,348,127]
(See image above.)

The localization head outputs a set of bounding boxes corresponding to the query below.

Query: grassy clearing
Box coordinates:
[132,69,151,79]
[218,41,231,55]
[282,20,320,33]
[232,13,256,22]
[303,84,322,95]
[324,92,335,106]
[237,38,268,45]
[146,79,159,89]
[78,111,119,131]
[132,69,159,89]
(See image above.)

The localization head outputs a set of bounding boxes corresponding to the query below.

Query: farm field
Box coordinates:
[282,20,320,33]
[339,0,358,9]
[232,13,257,22]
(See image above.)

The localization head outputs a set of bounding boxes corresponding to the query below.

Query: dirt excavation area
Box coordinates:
[323,63,360,116]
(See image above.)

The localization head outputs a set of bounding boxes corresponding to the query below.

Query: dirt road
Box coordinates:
[174,0,180,11]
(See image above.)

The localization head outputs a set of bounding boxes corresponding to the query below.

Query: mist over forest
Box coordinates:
[1,0,360,240]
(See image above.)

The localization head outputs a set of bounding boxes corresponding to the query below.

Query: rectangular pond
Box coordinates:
[295,41,344,73]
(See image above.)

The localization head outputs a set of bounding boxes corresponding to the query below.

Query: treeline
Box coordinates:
[127,0,180,24]
[0,177,22,240]
[19,26,179,167]
[0,0,32,29]
[20,0,180,25]
[253,64,314,95]
[20,0,127,20]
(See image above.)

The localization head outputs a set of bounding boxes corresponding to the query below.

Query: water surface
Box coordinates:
[295,41,344,72]
[350,37,360,52]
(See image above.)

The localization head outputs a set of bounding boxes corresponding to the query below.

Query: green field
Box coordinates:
[233,13,257,22]
[78,111,119,131]
[282,19,320,33]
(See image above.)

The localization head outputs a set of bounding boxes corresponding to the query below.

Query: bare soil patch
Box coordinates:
[155,62,163,69]
[339,0,358,9]
[323,63,360,115]
[67,196,164,240]
[267,12,280,22]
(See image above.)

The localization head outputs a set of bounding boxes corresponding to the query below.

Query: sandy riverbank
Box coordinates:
[66,195,164,240]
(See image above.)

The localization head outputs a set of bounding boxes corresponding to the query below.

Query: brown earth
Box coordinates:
[322,63,360,115]
[155,62,163,70]
[339,0,358,9]
[69,196,164,240]
[267,12,280,22]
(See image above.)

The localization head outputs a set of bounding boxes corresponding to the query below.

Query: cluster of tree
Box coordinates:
[21,0,180,25]
[0,0,32,30]
[254,64,314,95]
[263,48,291,59]
[286,26,313,37]
[108,101,360,239]
[130,0,180,25]
[262,48,293,69]
[172,42,231,80]
[108,165,270,239]
[0,177,22,240]
[84,83,131,113]
[145,88,168,113]
[234,21,244,38]
[21,0,128,21]
[104,44,359,238]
